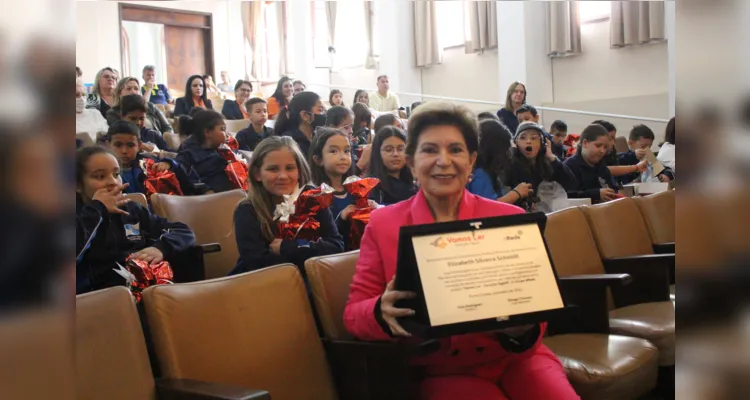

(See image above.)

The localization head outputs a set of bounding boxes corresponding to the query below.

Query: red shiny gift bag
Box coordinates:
[343,176,380,249]
[564,134,580,158]
[225,136,239,151]
[113,256,174,302]
[140,158,183,200]
[218,147,250,191]
[274,185,334,241]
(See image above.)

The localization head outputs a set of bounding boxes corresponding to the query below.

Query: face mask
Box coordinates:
[308,112,327,131]
[76,97,85,113]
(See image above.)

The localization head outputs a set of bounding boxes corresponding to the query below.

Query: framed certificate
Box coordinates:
[394,212,567,337]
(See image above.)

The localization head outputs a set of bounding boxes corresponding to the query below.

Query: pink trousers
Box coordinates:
[416,347,579,400]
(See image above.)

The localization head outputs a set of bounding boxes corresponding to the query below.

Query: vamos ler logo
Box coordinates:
[429,231,487,249]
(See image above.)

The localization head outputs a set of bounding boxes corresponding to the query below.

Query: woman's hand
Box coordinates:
[513,183,533,199]
[131,247,164,264]
[380,277,417,337]
[340,204,357,220]
[600,188,619,202]
[152,162,171,173]
[92,183,131,216]
[269,239,283,255]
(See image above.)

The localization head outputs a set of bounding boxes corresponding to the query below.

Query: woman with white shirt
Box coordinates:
[76,79,108,144]
[657,117,675,173]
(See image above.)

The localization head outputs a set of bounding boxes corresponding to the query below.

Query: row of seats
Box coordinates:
[76,191,675,399]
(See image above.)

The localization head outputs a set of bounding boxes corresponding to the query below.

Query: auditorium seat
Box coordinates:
[634,190,675,251]
[125,193,148,208]
[576,201,675,367]
[163,131,182,152]
[76,286,269,399]
[151,190,246,279]
[225,119,249,136]
[143,265,337,400]
[614,136,629,153]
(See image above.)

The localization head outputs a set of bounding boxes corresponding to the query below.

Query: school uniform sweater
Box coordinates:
[236,124,272,151]
[466,167,504,200]
[563,154,618,203]
[368,175,418,206]
[282,129,313,158]
[119,153,193,197]
[76,199,195,294]
[618,150,676,185]
[175,136,234,193]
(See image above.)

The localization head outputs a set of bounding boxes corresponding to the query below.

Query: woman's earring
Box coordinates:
[468,173,474,182]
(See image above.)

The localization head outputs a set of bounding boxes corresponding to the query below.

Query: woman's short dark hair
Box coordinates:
[234,80,253,92]
[183,75,208,107]
[308,127,354,186]
[178,109,225,145]
[368,126,413,195]
[405,101,479,158]
[273,91,320,136]
[373,114,398,134]
[325,106,352,127]
[577,124,610,153]
[476,119,513,194]
[119,94,147,116]
[664,117,675,145]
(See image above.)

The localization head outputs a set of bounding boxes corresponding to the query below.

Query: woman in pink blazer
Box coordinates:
[344,102,579,399]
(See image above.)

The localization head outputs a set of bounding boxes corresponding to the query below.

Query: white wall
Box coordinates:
[76,1,244,85]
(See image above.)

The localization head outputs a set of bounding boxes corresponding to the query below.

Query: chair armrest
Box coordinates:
[156,378,269,400]
[552,274,632,335]
[323,339,436,400]
[603,254,673,308]
[201,243,221,254]
[653,242,675,254]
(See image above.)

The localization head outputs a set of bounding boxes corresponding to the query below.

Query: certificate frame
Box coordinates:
[394,212,567,338]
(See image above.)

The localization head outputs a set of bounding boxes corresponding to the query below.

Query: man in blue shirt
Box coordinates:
[141,65,172,105]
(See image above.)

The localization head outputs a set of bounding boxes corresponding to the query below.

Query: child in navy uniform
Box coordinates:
[564,124,620,203]
[549,120,568,160]
[76,146,195,294]
[119,94,171,152]
[618,124,675,185]
[235,98,272,151]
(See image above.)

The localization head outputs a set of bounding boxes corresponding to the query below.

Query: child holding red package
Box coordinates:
[309,127,379,250]
[564,124,623,203]
[229,136,344,276]
[76,146,195,294]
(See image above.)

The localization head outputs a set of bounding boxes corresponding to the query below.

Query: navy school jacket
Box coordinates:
[505,152,578,193]
[236,124,272,151]
[618,150,675,185]
[229,190,345,275]
[119,152,195,197]
[140,127,170,152]
[175,136,236,193]
[563,154,618,203]
[76,199,195,294]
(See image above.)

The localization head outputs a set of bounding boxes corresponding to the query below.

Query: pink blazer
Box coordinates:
[344,189,547,373]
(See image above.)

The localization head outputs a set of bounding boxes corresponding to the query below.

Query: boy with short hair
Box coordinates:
[549,120,568,160]
[235,98,272,151]
[515,104,540,124]
[119,94,170,152]
[618,124,675,185]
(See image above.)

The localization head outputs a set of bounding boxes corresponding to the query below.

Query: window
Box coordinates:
[312,1,329,67]
[436,1,466,49]
[579,1,611,23]
[258,2,281,80]
[312,0,368,69]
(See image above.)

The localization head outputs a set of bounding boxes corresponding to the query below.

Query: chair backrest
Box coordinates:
[305,251,360,340]
[143,265,337,400]
[545,207,606,277]
[164,131,182,151]
[582,197,654,258]
[225,119,250,134]
[212,98,226,115]
[76,287,155,400]
[125,193,148,209]
[76,132,94,147]
[614,136,629,153]
[151,190,246,278]
[634,190,675,244]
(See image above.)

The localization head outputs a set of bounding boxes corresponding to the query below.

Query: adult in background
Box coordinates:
[369,75,400,113]
[141,65,172,106]
[217,71,233,92]
[267,76,294,120]
[345,102,579,399]
[76,79,108,143]
[106,77,173,134]
[173,75,213,117]
[203,74,222,95]
[496,81,526,135]
[86,67,117,118]
[222,80,254,120]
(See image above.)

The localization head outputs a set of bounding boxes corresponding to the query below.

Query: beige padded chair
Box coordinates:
[76,132,94,147]
[77,286,268,399]
[581,199,675,367]
[163,131,182,152]
[225,119,250,135]
[151,190,246,279]
[125,193,148,209]
[143,265,337,400]
[634,190,675,246]
[614,136,629,153]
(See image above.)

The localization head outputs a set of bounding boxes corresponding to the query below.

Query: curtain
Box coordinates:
[277,1,290,76]
[121,26,131,77]
[364,0,378,69]
[325,1,337,52]
[464,1,497,54]
[241,0,263,80]
[547,1,581,57]
[611,1,666,48]
[414,0,442,67]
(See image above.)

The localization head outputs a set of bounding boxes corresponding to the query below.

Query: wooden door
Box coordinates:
[164,26,208,93]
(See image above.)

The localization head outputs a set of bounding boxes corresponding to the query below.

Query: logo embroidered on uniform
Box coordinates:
[124,223,142,241]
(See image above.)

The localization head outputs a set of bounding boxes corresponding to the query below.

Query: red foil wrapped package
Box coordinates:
[563,134,580,158]
[275,185,334,241]
[343,176,380,249]
[140,158,183,200]
[218,148,250,191]
[225,136,239,151]
[114,256,174,302]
